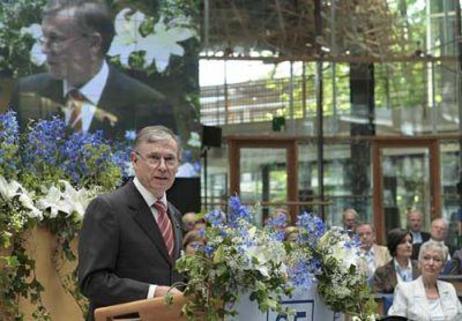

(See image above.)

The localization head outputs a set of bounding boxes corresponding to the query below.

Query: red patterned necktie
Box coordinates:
[66,89,84,132]
[153,200,174,257]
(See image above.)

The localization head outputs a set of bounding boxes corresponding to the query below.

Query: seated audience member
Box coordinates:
[194,218,207,231]
[413,218,454,262]
[284,226,299,243]
[388,242,462,320]
[447,248,462,275]
[342,208,358,238]
[182,212,197,232]
[183,230,205,256]
[407,209,430,245]
[357,223,391,281]
[373,228,420,294]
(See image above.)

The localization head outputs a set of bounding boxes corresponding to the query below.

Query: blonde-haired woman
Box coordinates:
[388,241,462,320]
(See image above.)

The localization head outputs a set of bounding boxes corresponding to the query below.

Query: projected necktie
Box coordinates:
[153,200,174,257]
[66,89,84,132]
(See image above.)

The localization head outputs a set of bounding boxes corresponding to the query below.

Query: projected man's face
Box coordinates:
[41,8,100,86]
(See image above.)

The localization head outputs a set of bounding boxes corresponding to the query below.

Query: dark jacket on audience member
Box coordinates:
[373,259,420,293]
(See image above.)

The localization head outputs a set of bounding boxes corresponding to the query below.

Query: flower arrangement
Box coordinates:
[176,197,291,321]
[176,197,377,321]
[0,111,125,320]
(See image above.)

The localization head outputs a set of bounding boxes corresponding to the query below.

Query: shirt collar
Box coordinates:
[133,176,167,208]
[63,60,109,105]
[393,258,412,271]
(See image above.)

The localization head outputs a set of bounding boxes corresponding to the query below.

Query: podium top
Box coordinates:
[94,294,187,321]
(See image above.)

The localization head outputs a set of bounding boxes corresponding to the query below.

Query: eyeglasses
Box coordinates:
[135,151,178,168]
[38,33,87,51]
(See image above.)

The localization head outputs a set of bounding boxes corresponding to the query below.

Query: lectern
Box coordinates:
[94,294,188,321]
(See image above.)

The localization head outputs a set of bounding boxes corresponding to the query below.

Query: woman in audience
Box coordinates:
[373,228,420,294]
[183,230,205,256]
[388,241,462,320]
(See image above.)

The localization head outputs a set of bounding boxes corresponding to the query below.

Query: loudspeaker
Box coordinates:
[201,125,222,147]
[167,177,201,214]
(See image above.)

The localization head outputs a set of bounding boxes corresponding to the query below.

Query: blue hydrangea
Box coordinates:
[22,117,66,171]
[205,209,224,227]
[228,196,252,226]
[0,110,19,145]
[287,260,315,289]
[59,130,112,184]
[297,212,326,247]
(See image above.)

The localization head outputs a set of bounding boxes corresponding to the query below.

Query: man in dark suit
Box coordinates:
[9,0,176,139]
[78,126,183,321]
[407,209,430,245]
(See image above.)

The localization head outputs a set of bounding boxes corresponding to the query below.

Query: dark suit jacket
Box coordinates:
[78,181,183,321]
[373,259,420,294]
[9,65,177,139]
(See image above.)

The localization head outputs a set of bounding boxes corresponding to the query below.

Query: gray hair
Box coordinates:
[134,126,182,159]
[418,241,449,265]
[44,0,115,55]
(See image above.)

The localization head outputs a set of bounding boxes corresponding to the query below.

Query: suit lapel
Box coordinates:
[126,182,172,264]
[167,203,183,260]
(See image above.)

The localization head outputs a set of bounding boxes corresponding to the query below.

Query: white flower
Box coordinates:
[59,180,92,219]
[19,191,43,220]
[187,132,201,147]
[141,16,197,72]
[108,9,197,72]
[108,8,146,66]
[0,175,23,200]
[36,185,69,218]
[21,23,46,66]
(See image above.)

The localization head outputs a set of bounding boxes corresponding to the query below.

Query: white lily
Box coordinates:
[59,180,92,219]
[21,23,46,66]
[108,9,146,66]
[0,175,24,200]
[141,16,197,72]
[19,192,43,220]
[108,9,197,72]
[36,185,70,218]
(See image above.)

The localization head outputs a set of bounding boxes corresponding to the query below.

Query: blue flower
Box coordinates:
[228,196,252,226]
[60,131,112,184]
[296,212,326,247]
[124,130,136,141]
[205,209,224,227]
[23,117,66,171]
[0,110,19,145]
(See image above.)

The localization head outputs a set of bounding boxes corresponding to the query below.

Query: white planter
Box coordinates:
[227,285,344,321]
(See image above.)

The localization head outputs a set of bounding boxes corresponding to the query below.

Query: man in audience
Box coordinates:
[356,223,391,281]
[10,0,176,139]
[342,208,358,238]
[407,209,430,245]
[413,218,454,261]
[78,126,183,321]
[182,212,197,232]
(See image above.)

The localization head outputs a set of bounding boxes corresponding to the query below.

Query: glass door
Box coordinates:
[372,138,440,243]
[228,136,299,224]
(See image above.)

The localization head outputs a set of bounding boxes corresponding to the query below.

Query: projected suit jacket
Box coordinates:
[9,65,177,138]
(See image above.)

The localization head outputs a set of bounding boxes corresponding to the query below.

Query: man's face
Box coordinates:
[41,9,99,86]
[131,139,179,199]
[343,212,356,230]
[430,220,447,241]
[408,212,422,232]
[356,225,375,250]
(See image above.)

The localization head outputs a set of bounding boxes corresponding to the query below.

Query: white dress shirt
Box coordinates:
[63,61,109,132]
[133,176,168,299]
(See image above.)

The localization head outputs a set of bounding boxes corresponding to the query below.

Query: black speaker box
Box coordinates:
[167,177,201,214]
[201,125,222,147]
